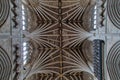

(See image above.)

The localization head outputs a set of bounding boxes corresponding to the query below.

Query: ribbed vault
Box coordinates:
[0,0,120,80]
[21,0,96,80]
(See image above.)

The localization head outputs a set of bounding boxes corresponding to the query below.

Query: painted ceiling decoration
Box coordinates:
[0,47,12,80]
[0,0,10,27]
[106,41,120,80]
[107,0,120,29]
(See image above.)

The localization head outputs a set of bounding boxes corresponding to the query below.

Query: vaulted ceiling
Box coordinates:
[21,0,95,80]
[0,0,120,80]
